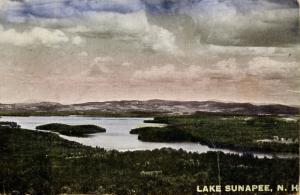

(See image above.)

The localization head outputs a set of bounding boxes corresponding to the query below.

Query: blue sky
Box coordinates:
[2,0,298,20]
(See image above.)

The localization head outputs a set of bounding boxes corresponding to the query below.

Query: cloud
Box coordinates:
[5,6,179,53]
[134,64,177,81]
[121,62,132,67]
[287,90,300,94]
[141,24,179,54]
[71,11,180,54]
[86,56,113,76]
[0,24,85,47]
[78,51,88,57]
[143,0,299,46]
[144,0,298,14]
[12,0,144,18]
[133,57,299,82]
[198,45,297,57]
[72,36,83,45]
[67,25,91,33]
[0,25,69,46]
[0,0,8,9]
[130,56,299,104]
[2,0,298,49]
[133,63,211,82]
[93,56,113,63]
[184,0,299,46]
[247,57,300,80]
[133,58,242,82]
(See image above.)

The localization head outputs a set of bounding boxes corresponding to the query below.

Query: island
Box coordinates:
[36,123,106,137]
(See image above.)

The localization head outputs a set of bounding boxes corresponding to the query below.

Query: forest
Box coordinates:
[131,112,299,153]
[0,126,298,194]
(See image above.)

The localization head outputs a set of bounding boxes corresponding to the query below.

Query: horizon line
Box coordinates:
[0,99,298,107]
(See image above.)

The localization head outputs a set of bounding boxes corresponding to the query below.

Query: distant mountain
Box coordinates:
[0,100,298,115]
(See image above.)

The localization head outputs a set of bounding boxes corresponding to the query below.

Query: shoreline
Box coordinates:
[1,115,298,159]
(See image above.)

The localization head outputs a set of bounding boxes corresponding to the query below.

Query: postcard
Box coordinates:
[0,0,299,194]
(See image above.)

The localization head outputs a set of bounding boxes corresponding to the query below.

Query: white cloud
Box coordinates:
[78,51,88,57]
[86,56,113,76]
[133,60,238,82]
[67,25,91,33]
[0,25,84,46]
[287,90,300,94]
[77,11,180,54]
[133,57,299,82]
[72,36,83,45]
[0,0,9,10]
[16,10,180,54]
[247,57,299,79]
[142,25,179,54]
[134,64,177,81]
[183,0,298,46]
[0,25,69,46]
[93,56,113,63]
[121,62,132,67]
[198,45,295,57]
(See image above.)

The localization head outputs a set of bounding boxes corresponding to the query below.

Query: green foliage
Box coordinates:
[132,113,299,153]
[36,123,106,137]
[131,126,192,142]
[0,127,298,194]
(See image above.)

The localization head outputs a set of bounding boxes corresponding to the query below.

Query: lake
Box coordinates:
[0,116,296,158]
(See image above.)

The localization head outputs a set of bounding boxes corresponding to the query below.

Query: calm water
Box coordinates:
[0,116,296,158]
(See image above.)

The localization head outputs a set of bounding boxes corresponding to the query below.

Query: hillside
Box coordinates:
[0,100,298,116]
[0,127,298,194]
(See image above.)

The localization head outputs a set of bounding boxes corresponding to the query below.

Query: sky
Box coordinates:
[0,0,299,105]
